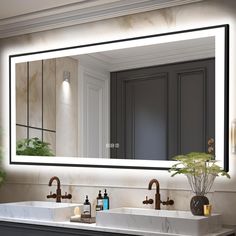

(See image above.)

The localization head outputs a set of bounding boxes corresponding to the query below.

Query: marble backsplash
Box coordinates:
[0,182,236,225]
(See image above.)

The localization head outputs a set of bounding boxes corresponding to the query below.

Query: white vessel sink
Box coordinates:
[0,201,83,222]
[96,208,222,236]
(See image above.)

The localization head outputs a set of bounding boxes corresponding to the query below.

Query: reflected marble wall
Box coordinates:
[15,57,78,156]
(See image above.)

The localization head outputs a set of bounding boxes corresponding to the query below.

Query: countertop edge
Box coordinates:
[0,216,234,236]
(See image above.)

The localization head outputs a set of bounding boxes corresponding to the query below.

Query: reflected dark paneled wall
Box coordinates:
[111,58,215,160]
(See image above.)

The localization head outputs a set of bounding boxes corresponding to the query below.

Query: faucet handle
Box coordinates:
[162,197,174,206]
[142,196,154,205]
[47,191,57,199]
[62,192,72,199]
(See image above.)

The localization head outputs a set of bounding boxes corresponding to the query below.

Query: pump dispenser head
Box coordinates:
[98,190,102,197]
[85,195,89,204]
[103,189,109,210]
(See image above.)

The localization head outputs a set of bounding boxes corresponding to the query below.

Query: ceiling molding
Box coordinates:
[77,45,214,72]
[0,0,203,39]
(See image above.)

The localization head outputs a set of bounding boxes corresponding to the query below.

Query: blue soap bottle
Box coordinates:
[103,189,109,210]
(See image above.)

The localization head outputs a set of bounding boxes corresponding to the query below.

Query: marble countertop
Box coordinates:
[0,216,235,236]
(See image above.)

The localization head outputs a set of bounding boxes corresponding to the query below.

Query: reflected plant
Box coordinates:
[16,137,54,156]
[169,152,230,196]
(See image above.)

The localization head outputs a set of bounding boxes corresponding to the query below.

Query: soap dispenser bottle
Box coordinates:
[103,189,109,210]
[83,195,91,217]
[96,190,103,211]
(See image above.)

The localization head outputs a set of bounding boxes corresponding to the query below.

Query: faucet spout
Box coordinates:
[148,179,160,194]
[147,178,174,210]
[148,179,161,210]
[49,176,61,188]
[47,176,72,202]
[48,176,61,203]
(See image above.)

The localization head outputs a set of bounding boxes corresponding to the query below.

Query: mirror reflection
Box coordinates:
[10,25,228,169]
[15,36,215,161]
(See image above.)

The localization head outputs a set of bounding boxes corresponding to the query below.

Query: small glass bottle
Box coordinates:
[96,190,103,211]
[83,195,91,217]
[103,189,109,210]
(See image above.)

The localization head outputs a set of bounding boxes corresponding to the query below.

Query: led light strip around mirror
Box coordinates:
[9,24,229,170]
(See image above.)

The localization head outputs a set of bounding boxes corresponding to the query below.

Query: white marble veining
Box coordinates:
[0,215,234,236]
[0,201,83,222]
[96,208,222,236]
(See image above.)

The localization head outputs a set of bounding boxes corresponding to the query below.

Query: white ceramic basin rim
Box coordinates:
[0,201,83,222]
[96,207,222,236]
[4,201,76,208]
[106,207,209,219]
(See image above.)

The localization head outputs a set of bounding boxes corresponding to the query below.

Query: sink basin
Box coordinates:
[96,208,222,236]
[0,201,83,222]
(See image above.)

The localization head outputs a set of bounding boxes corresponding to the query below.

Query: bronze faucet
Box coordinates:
[47,176,72,203]
[146,179,174,210]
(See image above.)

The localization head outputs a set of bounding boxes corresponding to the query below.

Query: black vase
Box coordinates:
[190,195,209,216]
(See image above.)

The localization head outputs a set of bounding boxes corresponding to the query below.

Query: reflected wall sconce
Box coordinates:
[231,120,236,154]
[63,71,70,83]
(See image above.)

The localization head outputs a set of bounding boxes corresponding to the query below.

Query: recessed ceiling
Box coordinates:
[75,36,215,71]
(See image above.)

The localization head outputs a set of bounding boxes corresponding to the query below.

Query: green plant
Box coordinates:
[0,147,6,186]
[0,128,6,186]
[16,137,54,156]
[169,152,230,195]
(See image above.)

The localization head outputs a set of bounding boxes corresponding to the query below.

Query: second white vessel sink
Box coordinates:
[96,207,222,236]
[0,201,83,222]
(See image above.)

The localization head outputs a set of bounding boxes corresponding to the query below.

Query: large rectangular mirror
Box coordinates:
[10,25,229,170]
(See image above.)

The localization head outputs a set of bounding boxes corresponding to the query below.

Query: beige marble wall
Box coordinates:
[15,57,78,156]
[29,60,42,128]
[42,59,56,153]
[43,59,56,132]
[1,0,236,226]
[15,62,27,126]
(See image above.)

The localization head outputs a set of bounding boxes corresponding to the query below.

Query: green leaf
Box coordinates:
[169,152,230,194]
[16,137,54,156]
[0,137,6,186]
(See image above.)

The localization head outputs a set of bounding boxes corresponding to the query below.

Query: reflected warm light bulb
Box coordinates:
[62,71,71,102]
[62,80,71,103]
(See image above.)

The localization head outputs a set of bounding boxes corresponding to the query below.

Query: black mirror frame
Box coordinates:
[9,24,229,171]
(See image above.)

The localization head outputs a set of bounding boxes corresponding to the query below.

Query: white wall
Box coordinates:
[78,59,110,158]
[1,0,236,225]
